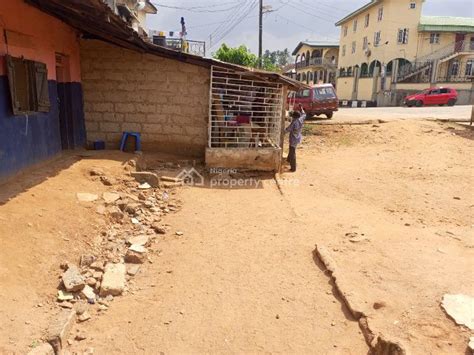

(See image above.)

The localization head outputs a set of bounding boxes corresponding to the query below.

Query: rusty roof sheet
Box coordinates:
[25,0,306,90]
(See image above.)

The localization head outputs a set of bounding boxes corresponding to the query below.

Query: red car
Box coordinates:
[288,84,338,119]
[404,87,458,107]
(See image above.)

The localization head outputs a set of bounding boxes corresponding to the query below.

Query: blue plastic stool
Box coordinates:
[120,132,141,152]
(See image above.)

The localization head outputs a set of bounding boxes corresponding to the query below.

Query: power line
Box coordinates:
[209,0,259,49]
[151,1,241,13]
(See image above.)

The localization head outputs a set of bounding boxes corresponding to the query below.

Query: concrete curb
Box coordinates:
[307,119,388,126]
[314,244,407,355]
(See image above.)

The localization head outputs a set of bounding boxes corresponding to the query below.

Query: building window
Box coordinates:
[363,36,368,50]
[430,33,440,44]
[378,7,384,21]
[343,26,348,37]
[410,2,416,9]
[5,56,50,115]
[466,60,474,76]
[352,41,356,54]
[353,19,358,32]
[450,60,459,76]
[365,14,370,27]
[374,31,381,47]
[397,28,409,44]
[342,45,346,56]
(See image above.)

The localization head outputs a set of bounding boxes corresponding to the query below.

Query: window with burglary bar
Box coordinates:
[209,66,284,149]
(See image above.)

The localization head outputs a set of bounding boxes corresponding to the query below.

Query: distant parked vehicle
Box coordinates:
[288,84,338,119]
[404,87,458,107]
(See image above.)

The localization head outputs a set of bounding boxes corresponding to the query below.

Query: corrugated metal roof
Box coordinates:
[24,0,306,89]
[418,16,474,32]
[335,0,381,26]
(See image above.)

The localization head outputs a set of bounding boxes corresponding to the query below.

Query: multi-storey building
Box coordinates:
[292,42,339,86]
[104,0,157,36]
[335,0,474,106]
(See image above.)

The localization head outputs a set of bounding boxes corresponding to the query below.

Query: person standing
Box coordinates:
[285,105,306,172]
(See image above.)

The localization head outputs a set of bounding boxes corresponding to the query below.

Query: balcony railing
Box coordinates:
[295,57,338,69]
[150,34,206,57]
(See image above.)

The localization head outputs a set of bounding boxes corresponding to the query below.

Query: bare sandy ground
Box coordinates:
[0,119,472,354]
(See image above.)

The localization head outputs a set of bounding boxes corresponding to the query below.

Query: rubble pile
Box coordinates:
[44,161,186,352]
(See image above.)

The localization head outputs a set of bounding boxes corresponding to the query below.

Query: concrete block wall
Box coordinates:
[80,40,210,157]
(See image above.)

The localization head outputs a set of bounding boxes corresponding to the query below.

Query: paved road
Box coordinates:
[328,105,472,123]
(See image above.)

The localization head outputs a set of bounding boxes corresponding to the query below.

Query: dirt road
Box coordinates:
[67,181,368,354]
[1,119,472,354]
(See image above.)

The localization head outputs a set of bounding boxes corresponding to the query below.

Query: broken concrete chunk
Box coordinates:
[80,255,95,268]
[127,235,150,247]
[108,206,124,222]
[78,311,91,322]
[89,168,104,176]
[469,337,474,352]
[100,175,116,186]
[131,171,159,187]
[152,223,167,234]
[125,245,148,264]
[46,309,76,354]
[80,285,96,303]
[57,290,74,302]
[441,294,474,330]
[100,263,126,297]
[160,176,183,183]
[103,192,121,204]
[138,182,152,190]
[127,264,140,276]
[27,343,54,355]
[76,193,99,202]
[62,265,85,292]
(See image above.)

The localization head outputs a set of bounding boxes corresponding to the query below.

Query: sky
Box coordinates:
[146,0,474,56]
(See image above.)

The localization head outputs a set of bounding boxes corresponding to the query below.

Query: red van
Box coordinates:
[404,87,458,107]
[288,84,338,119]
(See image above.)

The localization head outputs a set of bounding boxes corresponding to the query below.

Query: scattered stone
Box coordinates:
[92,271,103,280]
[57,290,74,302]
[152,223,167,234]
[373,301,387,310]
[131,218,140,225]
[160,176,183,183]
[89,261,104,272]
[441,294,474,330]
[138,182,152,190]
[125,245,148,264]
[453,196,461,200]
[62,265,85,292]
[75,333,87,341]
[76,193,99,202]
[175,231,184,236]
[86,277,97,287]
[75,302,88,315]
[78,311,91,322]
[27,343,54,355]
[124,203,140,215]
[80,255,95,268]
[46,309,76,354]
[469,337,474,352]
[80,285,96,303]
[131,171,160,187]
[103,192,120,204]
[127,235,150,247]
[95,205,106,215]
[108,206,124,222]
[98,304,108,312]
[89,168,104,176]
[58,302,74,309]
[100,263,126,297]
[162,182,182,189]
[127,264,141,276]
[100,175,115,186]
[349,236,369,243]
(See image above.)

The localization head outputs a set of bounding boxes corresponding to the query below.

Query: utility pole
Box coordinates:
[258,0,263,68]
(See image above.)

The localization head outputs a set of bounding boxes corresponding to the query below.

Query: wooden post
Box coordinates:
[279,85,288,173]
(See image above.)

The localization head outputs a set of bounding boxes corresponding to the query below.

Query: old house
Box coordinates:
[292,42,339,86]
[335,0,474,106]
[0,0,302,182]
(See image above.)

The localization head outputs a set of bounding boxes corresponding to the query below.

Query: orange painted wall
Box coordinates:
[0,0,81,81]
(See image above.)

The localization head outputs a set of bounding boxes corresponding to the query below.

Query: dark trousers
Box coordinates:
[287,146,296,171]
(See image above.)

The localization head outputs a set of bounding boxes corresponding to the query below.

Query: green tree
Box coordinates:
[213,44,281,71]
[213,44,258,68]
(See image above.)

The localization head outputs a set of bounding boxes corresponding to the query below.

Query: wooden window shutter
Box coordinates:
[6,55,30,115]
[33,61,50,112]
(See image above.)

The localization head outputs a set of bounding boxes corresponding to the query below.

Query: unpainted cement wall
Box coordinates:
[80,40,210,157]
